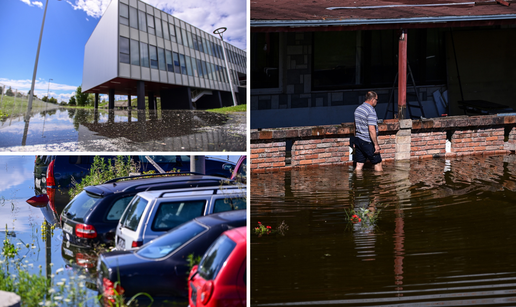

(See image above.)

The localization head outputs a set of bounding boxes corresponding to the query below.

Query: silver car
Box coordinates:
[114,185,246,251]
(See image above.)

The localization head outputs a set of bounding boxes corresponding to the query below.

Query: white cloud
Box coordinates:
[0,78,77,102]
[64,0,246,50]
[18,0,43,8]
[66,0,111,19]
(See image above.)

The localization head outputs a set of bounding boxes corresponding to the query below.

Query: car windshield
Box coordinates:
[61,191,102,223]
[136,221,207,259]
[120,196,148,231]
[198,234,236,280]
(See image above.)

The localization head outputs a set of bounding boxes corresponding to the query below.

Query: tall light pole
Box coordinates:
[213,27,238,107]
[47,78,53,101]
[26,0,60,119]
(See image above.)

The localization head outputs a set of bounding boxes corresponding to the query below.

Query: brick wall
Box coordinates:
[250,142,286,171]
[251,114,516,172]
[411,130,447,158]
[291,138,350,167]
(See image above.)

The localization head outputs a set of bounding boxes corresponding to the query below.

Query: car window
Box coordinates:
[237,159,246,178]
[198,234,236,280]
[106,196,135,221]
[61,191,102,223]
[213,197,246,213]
[151,200,206,231]
[120,196,149,231]
[137,221,207,259]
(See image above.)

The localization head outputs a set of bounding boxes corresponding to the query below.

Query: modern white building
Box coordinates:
[82,0,246,110]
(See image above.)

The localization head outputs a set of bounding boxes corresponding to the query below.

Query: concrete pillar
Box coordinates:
[398,29,407,120]
[127,93,131,109]
[108,89,115,110]
[94,93,99,109]
[137,81,145,110]
[148,92,155,111]
[395,119,412,161]
[190,155,205,174]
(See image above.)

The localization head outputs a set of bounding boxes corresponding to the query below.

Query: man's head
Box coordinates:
[365,91,378,107]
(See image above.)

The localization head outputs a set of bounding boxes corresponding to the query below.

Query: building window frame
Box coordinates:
[119,36,130,64]
[251,32,283,94]
[119,3,129,26]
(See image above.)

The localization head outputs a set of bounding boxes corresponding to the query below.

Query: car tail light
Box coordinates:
[76,224,97,239]
[76,253,95,268]
[47,187,56,213]
[200,281,214,305]
[131,240,143,248]
[26,194,49,208]
[102,277,124,303]
[46,159,56,188]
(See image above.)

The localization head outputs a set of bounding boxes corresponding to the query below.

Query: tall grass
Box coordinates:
[0,95,60,119]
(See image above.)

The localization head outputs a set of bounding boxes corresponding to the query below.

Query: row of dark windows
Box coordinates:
[120,36,239,84]
[120,3,245,68]
[251,29,447,90]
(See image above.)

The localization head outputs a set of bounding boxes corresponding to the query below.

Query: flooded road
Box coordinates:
[0,108,245,152]
[251,154,516,306]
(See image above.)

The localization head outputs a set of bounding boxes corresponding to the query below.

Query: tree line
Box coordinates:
[0,85,95,107]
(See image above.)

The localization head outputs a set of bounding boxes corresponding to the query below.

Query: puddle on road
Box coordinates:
[0,108,246,152]
[251,154,516,306]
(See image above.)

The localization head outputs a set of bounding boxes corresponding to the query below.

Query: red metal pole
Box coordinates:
[398,29,407,119]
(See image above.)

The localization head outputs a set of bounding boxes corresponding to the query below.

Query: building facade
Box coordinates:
[250,1,516,129]
[83,0,246,110]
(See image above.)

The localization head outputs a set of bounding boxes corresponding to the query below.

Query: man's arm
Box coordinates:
[368,125,380,154]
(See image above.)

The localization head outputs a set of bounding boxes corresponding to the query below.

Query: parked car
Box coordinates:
[115,185,246,250]
[188,226,246,307]
[60,173,233,247]
[97,210,247,306]
[33,155,237,217]
[224,155,246,183]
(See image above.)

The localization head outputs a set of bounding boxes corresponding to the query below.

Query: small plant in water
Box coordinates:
[253,221,289,237]
[344,205,382,228]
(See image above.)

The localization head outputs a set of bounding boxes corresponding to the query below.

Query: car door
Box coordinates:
[116,195,153,250]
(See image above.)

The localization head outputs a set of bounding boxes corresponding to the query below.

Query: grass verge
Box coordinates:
[206,104,246,114]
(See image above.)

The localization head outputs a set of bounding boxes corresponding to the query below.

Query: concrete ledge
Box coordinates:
[251,114,516,171]
[0,291,21,307]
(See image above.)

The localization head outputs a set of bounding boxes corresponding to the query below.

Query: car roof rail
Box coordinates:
[157,185,245,198]
[103,172,207,184]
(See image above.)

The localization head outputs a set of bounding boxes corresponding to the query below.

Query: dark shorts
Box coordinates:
[354,137,382,165]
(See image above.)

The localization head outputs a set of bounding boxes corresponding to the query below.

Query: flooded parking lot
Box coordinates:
[0,155,240,306]
[0,108,245,152]
[251,154,516,306]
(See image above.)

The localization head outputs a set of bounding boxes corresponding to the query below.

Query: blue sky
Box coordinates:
[0,0,247,103]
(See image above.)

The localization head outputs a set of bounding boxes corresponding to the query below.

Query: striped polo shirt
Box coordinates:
[354,102,378,142]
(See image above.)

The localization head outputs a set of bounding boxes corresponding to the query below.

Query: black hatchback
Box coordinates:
[60,173,233,248]
[97,210,246,306]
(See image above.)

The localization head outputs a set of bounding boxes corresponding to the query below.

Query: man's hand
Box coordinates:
[374,144,380,154]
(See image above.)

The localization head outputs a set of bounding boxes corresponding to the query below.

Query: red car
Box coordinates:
[188,226,246,307]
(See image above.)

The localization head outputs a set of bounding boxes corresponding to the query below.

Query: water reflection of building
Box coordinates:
[83,0,246,110]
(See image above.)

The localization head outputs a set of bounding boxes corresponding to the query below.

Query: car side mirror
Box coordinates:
[222,163,234,172]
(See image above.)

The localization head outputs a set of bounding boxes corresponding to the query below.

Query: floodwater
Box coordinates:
[0,155,100,305]
[251,154,516,306]
[0,108,246,152]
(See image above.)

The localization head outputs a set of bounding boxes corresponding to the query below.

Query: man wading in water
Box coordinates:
[353,91,383,172]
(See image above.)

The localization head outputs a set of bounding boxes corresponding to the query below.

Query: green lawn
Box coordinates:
[207,104,246,114]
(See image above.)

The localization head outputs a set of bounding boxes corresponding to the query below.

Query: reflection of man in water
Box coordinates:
[354,91,383,172]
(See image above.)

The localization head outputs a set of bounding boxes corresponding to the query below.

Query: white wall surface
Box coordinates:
[82,0,119,92]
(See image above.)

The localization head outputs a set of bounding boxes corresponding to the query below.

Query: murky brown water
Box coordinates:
[251,154,516,306]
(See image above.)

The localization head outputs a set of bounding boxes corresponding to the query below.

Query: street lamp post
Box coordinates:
[47,78,53,101]
[26,0,60,119]
[213,27,238,107]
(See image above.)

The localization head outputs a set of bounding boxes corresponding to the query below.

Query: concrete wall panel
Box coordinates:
[82,0,119,92]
